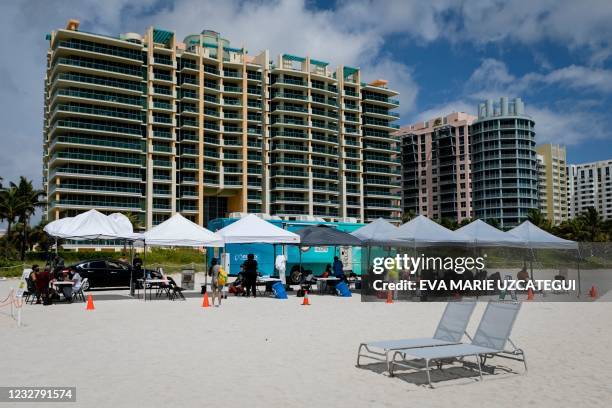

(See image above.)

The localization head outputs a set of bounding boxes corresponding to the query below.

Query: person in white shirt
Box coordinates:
[72,271,82,293]
[62,269,82,302]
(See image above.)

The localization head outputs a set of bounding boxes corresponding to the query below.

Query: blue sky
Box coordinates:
[1,0,611,189]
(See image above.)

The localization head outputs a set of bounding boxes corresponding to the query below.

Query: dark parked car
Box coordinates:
[69,259,160,290]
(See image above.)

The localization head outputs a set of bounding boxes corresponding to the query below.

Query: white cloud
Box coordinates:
[524,65,612,93]
[340,0,612,65]
[450,0,612,65]
[465,58,612,98]
[413,100,476,123]
[528,106,608,146]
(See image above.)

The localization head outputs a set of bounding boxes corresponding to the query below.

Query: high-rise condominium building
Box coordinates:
[470,97,538,228]
[43,20,401,228]
[535,144,568,225]
[397,112,475,222]
[568,159,612,220]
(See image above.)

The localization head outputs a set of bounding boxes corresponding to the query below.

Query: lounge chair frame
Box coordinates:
[356,302,476,373]
[389,302,527,388]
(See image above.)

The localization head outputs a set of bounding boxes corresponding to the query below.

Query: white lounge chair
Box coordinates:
[390,301,526,387]
[357,301,477,373]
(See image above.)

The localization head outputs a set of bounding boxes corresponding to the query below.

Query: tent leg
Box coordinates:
[129,240,135,297]
[577,246,581,298]
[273,244,277,277]
[143,244,147,301]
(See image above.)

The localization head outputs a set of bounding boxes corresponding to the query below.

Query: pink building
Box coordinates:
[397,112,476,222]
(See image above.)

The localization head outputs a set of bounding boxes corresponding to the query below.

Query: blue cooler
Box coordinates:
[335,281,352,297]
[272,282,288,299]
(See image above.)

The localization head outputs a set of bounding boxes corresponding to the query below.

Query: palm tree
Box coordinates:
[439,217,458,230]
[578,207,606,242]
[401,209,417,223]
[0,187,25,256]
[485,218,501,229]
[458,217,473,228]
[28,220,53,253]
[122,211,144,231]
[527,209,551,231]
[9,177,46,261]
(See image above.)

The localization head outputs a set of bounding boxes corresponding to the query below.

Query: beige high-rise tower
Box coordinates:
[43,20,401,228]
[535,144,568,225]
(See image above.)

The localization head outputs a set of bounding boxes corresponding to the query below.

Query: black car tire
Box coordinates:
[81,279,90,291]
[290,270,302,285]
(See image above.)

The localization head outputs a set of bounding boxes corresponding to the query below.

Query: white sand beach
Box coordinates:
[1,276,611,408]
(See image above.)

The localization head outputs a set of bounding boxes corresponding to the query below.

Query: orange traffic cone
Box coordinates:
[302,290,310,306]
[589,286,598,299]
[86,294,95,310]
[202,292,210,308]
[386,290,393,304]
[527,288,534,301]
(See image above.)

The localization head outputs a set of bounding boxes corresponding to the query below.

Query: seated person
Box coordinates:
[34,266,52,305]
[517,267,529,282]
[61,268,82,302]
[321,264,332,278]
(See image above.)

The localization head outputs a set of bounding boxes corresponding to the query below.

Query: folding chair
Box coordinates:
[72,278,87,303]
[167,276,186,300]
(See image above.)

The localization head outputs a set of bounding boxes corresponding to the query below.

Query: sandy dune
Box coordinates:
[1,276,611,408]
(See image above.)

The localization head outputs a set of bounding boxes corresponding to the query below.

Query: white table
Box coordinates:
[256,277,282,296]
[52,281,74,302]
[137,279,168,301]
[52,281,73,287]
[315,277,340,294]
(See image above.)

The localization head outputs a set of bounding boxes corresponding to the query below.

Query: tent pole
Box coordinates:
[273,244,277,277]
[577,245,582,298]
[129,240,134,297]
[142,243,147,301]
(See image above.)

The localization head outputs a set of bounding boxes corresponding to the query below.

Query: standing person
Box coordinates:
[333,256,345,279]
[132,256,143,296]
[52,255,65,275]
[208,258,223,307]
[243,253,258,298]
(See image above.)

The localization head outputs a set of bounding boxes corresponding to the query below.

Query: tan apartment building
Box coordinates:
[536,144,568,224]
[397,112,476,222]
[43,20,401,228]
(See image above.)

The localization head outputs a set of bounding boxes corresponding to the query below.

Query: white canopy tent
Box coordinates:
[350,218,398,276]
[44,216,75,238]
[141,213,223,295]
[215,214,300,244]
[508,221,578,249]
[389,215,470,247]
[350,218,398,246]
[455,219,524,247]
[215,214,299,285]
[44,209,139,240]
[143,213,223,247]
[509,221,580,294]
